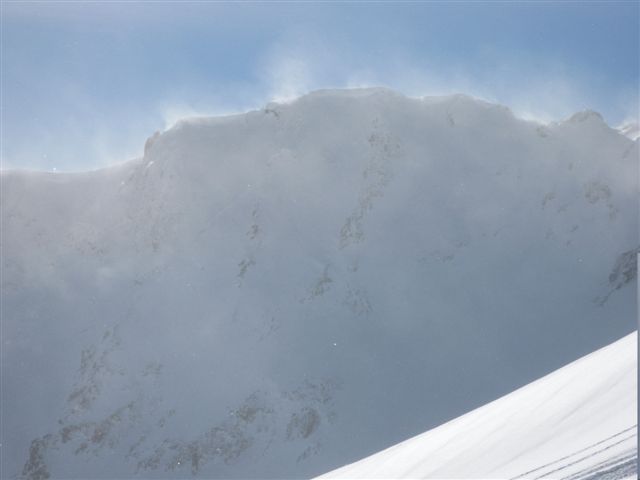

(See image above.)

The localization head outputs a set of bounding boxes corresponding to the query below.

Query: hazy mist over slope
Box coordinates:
[1,89,638,479]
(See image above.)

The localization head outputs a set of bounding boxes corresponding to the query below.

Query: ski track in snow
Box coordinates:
[561,450,637,480]
[510,425,637,479]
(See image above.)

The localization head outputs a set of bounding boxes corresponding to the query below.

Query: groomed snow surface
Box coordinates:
[320,332,637,479]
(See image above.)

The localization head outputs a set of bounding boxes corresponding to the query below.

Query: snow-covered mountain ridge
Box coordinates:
[2,88,638,479]
[319,331,637,479]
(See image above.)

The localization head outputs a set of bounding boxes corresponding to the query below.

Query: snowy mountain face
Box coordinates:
[1,88,638,479]
[319,331,637,479]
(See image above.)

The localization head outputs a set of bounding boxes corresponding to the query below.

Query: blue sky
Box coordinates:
[2,1,639,171]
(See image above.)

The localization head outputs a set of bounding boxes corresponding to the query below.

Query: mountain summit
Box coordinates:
[2,89,637,479]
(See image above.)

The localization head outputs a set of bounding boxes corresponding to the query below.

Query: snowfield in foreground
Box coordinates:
[320,332,638,479]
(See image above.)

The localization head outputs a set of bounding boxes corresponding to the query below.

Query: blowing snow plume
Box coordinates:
[1,88,638,479]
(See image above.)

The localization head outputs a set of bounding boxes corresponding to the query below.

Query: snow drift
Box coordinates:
[319,331,637,479]
[1,88,637,479]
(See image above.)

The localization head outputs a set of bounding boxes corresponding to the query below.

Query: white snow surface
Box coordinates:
[1,88,638,479]
[320,331,638,479]
[617,122,640,141]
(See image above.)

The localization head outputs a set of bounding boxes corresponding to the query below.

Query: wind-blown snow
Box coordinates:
[319,331,637,479]
[1,88,637,479]
[618,122,640,141]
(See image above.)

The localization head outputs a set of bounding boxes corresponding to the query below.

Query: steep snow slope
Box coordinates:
[320,331,637,479]
[2,88,638,479]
